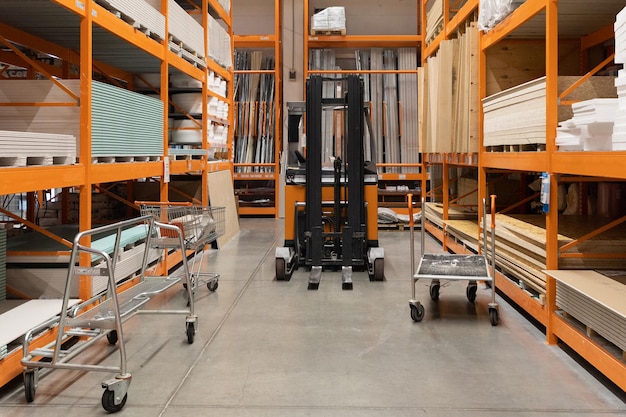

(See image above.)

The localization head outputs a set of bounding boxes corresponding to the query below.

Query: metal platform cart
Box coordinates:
[21,215,198,413]
[408,195,499,326]
[137,201,226,296]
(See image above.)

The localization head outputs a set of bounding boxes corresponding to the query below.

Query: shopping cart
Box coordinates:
[137,201,226,295]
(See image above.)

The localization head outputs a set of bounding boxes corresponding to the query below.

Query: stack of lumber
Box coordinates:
[483,214,626,295]
[0,131,76,167]
[545,270,626,356]
[613,7,626,150]
[423,202,478,228]
[98,0,165,40]
[556,99,619,151]
[484,76,617,148]
[421,24,479,153]
[425,0,443,42]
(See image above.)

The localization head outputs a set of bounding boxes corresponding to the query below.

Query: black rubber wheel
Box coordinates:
[186,322,195,344]
[107,330,118,345]
[24,371,36,403]
[275,258,286,281]
[489,309,499,326]
[207,280,218,291]
[466,285,478,303]
[101,389,127,413]
[307,282,319,290]
[429,284,440,301]
[370,258,384,281]
[410,303,425,322]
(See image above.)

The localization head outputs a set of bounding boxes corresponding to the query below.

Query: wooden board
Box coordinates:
[208,170,240,247]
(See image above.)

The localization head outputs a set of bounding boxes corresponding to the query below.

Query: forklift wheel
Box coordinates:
[275,258,290,281]
[370,258,384,281]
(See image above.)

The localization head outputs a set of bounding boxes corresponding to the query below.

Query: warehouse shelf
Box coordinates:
[0,0,234,390]
[419,0,626,391]
[233,0,282,217]
[304,0,425,212]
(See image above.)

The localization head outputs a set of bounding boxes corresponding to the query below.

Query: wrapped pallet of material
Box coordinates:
[311,7,346,34]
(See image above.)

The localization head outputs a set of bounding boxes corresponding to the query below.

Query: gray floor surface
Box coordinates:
[0,218,624,416]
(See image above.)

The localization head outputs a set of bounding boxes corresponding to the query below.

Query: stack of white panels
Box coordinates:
[612,7,626,149]
[557,99,618,151]
[482,76,547,146]
[0,80,81,142]
[208,14,233,69]
[168,0,205,59]
[0,130,76,166]
[100,0,165,40]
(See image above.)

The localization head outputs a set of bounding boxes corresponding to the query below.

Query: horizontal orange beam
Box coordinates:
[309,35,421,49]
[0,165,84,195]
[91,161,163,183]
[445,0,478,38]
[481,0,545,50]
[552,152,626,179]
[480,151,548,172]
[234,34,276,49]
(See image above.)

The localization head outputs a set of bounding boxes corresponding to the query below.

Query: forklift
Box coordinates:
[275,74,384,290]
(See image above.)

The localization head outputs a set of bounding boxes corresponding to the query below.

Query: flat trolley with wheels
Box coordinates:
[408,195,499,326]
[137,201,226,295]
[21,215,200,413]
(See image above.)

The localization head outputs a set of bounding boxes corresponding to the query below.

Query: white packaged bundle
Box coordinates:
[311,7,346,32]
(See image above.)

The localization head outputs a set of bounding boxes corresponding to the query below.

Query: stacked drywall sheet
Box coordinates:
[613,7,626,149]
[98,0,165,40]
[483,77,547,147]
[167,0,205,65]
[0,131,76,167]
[91,81,164,159]
[208,14,233,69]
[546,270,626,354]
[6,225,161,299]
[421,25,479,153]
[0,80,81,143]
[556,99,619,151]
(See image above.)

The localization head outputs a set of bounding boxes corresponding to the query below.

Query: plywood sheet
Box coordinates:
[208,170,240,247]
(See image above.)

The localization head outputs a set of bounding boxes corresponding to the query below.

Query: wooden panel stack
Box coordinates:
[421,24,479,153]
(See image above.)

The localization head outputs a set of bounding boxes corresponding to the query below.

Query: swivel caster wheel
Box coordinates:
[466,284,477,303]
[101,389,127,413]
[107,330,118,345]
[410,303,425,322]
[207,280,218,291]
[429,283,440,301]
[24,371,37,403]
[186,322,195,344]
[489,308,499,326]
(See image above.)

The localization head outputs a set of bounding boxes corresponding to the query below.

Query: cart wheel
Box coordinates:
[466,285,477,303]
[107,330,118,345]
[489,309,499,326]
[186,322,195,344]
[370,258,384,281]
[410,303,425,322]
[429,283,440,301]
[207,280,219,291]
[276,258,289,281]
[24,371,36,403]
[101,389,127,413]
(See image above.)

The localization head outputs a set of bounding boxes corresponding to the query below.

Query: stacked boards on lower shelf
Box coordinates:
[425,202,626,297]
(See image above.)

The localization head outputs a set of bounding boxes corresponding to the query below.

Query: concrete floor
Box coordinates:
[0,217,624,416]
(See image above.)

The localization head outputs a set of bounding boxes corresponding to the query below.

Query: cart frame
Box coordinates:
[137,201,226,295]
[21,215,197,413]
[408,196,499,326]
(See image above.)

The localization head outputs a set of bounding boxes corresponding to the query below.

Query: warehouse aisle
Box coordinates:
[0,218,624,416]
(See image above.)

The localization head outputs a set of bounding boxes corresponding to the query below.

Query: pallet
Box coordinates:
[0,155,76,167]
[310,29,346,36]
[168,40,207,68]
[91,156,161,164]
[485,144,546,152]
